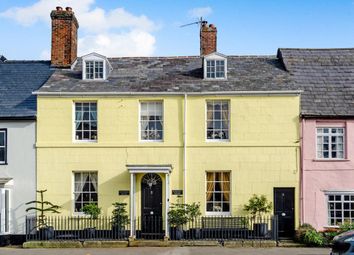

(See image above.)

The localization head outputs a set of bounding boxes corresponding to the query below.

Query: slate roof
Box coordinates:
[278,48,354,117]
[38,56,296,94]
[0,61,54,118]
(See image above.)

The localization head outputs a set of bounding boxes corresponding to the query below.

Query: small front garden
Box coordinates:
[296,222,354,247]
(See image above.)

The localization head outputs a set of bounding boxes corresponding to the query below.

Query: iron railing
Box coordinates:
[26,215,278,242]
[25,216,130,241]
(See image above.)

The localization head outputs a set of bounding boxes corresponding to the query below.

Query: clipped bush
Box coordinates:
[82,203,101,219]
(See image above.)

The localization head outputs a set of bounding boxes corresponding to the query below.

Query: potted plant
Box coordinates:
[168,203,189,240]
[82,203,101,238]
[25,189,61,240]
[111,202,129,238]
[186,202,202,239]
[243,194,272,237]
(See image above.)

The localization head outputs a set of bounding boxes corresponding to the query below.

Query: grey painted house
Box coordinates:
[0,58,53,240]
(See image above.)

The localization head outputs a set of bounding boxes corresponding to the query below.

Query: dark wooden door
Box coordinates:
[274,188,295,239]
[141,173,163,238]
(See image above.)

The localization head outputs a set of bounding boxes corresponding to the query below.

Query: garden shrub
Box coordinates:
[339,222,354,233]
[303,229,325,247]
[295,223,315,242]
[295,223,325,247]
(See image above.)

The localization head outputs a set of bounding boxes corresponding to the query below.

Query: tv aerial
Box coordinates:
[180,17,206,28]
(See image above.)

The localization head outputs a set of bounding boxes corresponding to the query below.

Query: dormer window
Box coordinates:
[81,52,112,81]
[203,52,227,80]
[206,60,225,78]
[85,61,103,80]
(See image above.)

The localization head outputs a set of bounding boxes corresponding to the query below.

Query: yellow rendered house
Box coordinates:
[35,7,301,239]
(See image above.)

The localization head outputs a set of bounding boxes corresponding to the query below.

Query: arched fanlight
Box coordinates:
[142,173,162,189]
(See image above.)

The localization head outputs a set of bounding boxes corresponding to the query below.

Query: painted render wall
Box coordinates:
[36,95,300,225]
[302,119,354,230]
[0,121,36,234]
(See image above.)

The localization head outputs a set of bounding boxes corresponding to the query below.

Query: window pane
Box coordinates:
[74,172,98,212]
[222,203,230,212]
[75,103,97,141]
[317,127,345,159]
[0,148,4,162]
[206,171,230,213]
[206,101,229,140]
[0,132,5,146]
[140,102,163,141]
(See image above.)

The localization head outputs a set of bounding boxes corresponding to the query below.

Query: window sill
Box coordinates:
[82,79,107,82]
[73,140,98,144]
[139,140,164,143]
[204,77,227,81]
[71,213,91,218]
[312,159,349,162]
[205,212,231,216]
[323,225,340,229]
[206,139,230,143]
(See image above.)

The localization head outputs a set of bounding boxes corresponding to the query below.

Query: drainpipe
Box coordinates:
[300,118,305,225]
[183,93,187,204]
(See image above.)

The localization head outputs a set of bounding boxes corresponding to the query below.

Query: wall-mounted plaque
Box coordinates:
[172,190,183,195]
[119,190,130,195]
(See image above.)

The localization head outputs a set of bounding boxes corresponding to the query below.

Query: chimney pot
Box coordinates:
[56,6,63,11]
[65,7,72,12]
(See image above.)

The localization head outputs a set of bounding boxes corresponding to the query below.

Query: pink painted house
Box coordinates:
[278,48,354,230]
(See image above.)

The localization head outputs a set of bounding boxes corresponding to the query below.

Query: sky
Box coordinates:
[1,0,354,60]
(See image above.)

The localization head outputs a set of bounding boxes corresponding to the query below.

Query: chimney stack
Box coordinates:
[50,6,79,68]
[200,21,217,56]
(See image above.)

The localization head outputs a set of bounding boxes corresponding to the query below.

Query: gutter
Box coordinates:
[33,90,303,96]
[0,116,36,121]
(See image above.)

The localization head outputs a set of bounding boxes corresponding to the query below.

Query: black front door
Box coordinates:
[141,173,163,238]
[274,188,295,239]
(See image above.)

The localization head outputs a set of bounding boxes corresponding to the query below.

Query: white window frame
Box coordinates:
[73,102,98,143]
[81,53,111,81]
[203,53,227,80]
[0,129,7,164]
[0,188,10,234]
[83,60,105,80]
[205,171,231,216]
[326,191,354,227]
[206,100,230,142]
[316,127,345,159]
[72,171,98,215]
[139,101,164,142]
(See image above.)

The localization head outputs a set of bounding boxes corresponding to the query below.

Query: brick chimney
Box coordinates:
[50,6,79,68]
[200,21,217,56]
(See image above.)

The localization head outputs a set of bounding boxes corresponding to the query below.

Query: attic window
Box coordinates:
[206,60,225,78]
[85,61,103,80]
[203,53,227,80]
[82,52,112,81]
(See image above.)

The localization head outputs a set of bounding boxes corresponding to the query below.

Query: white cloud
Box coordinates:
[188,6,213,19]
[78,30,156,57]
[0,0,157,57]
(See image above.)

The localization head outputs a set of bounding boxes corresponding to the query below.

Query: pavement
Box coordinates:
[0,247,331,255]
